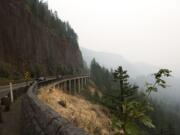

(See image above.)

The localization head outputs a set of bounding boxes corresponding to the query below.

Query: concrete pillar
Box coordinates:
[78,78,81,93]
[59,84,61,89]
[64,81,67,91]
[61,83,64,91]
[81,78,83,89]
[54,85,57,90]
[74,79,76,94]
[60,83,63,90]
[65,81,68,91]
[84,78,86,86]
[68,80,71,93]
[85,78,87,85]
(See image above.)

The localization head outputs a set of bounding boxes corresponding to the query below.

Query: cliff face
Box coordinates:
[0,0,84,78]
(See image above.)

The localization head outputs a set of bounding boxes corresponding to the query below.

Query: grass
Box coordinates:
[38,88,112,135]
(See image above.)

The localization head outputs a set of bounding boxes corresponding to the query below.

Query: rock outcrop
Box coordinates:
[0,0,84,78]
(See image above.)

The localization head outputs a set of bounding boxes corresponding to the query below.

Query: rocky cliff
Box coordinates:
[0,0,84,78]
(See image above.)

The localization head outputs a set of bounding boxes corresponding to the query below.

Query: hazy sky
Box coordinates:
[48,0,180,75]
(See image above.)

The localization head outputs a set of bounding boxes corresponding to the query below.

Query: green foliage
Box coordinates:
[112,68,171,134]
[0,65,10,78]
[30,64,44,77]
[90,60,173,135]
[56,64,64,75]
[0,62,12,78]
[55,64,77,75]
[125,122,142,135]
[90,58,113,91]
[146,69,172,95]
[114,66,129,82]
[113,66,138,102]
[11,71,22,80]
[0,62,22,80]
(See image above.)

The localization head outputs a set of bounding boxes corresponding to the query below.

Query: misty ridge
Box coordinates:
[81,47,180,103]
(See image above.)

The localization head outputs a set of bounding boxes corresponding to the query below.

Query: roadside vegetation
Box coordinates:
[90,58,175,135]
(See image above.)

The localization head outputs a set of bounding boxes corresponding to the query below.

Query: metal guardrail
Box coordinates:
[0,81,31,99]
[0,77,56,99]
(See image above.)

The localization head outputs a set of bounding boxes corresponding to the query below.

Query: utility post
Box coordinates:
[0,102,2,123]
[9,82,14,103]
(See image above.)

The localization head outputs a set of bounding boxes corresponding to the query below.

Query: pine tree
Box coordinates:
[112,67,171,135]
[113,66,138,107]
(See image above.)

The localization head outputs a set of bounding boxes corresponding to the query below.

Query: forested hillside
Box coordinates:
[0,0,84,80]
[89,58,180,135]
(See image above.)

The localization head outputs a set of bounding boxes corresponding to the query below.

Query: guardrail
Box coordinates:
[22,75,89,135]
[0,81,31,99]
[0,77,57,99]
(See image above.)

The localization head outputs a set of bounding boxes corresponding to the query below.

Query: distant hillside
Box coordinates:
[81,47,180,103]
[81,47,157,77]
[0,0,84,79]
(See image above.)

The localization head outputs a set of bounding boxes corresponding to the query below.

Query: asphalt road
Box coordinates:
[0,77,56,99]
[0,82,32,99]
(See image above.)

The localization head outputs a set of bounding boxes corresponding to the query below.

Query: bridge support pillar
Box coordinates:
[81,78,83,89]
[85,78,87,85]
[60,83,62,89]
[73,79,76,94]
[61,83,63,90]
[78,78,81,93]
[57,84,60,89]
[59,83,62,90]
[56,76,89,94]
[55,84,58,89]
[68,80,71,93]
[62,82,64,90]
[63,81,67,91]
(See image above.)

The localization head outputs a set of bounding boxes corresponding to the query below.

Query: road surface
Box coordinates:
[0,77,56,99]
[0,82,31,99]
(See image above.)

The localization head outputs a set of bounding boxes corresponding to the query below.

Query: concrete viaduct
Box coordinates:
[54,75,89,94]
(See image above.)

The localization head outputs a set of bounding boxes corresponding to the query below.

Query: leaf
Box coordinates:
[159,84,166,88]
[140,115,155,128]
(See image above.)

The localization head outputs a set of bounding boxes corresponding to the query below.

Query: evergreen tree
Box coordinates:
[113,66,138,103]
[112,68,171,135]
